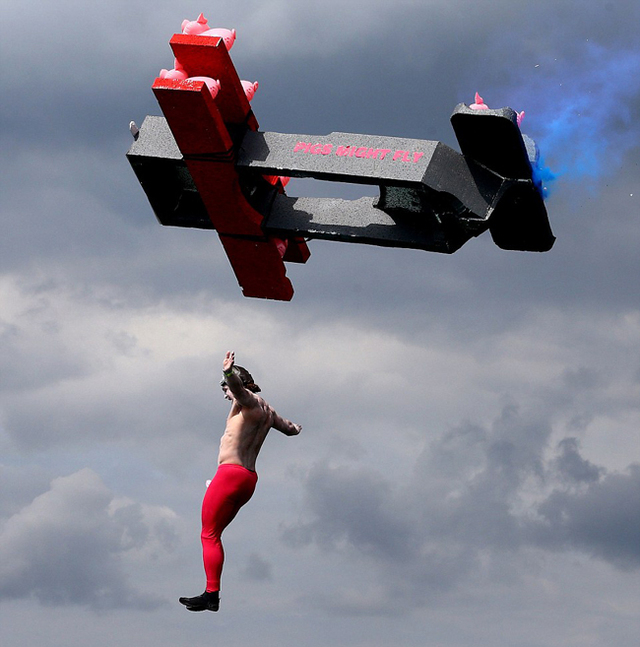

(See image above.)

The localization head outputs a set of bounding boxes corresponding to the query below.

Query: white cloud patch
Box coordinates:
[0,468,179,610]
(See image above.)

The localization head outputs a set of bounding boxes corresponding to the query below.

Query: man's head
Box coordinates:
[220,365,261,395]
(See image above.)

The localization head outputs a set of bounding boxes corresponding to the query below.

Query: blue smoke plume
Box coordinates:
[466,43,640,196]
[531,154,556,199]
[512,44,640,185]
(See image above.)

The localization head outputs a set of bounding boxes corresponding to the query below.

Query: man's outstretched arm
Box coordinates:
[271,411,302,436]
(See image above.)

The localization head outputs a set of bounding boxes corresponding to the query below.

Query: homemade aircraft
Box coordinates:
[127,16,555,301]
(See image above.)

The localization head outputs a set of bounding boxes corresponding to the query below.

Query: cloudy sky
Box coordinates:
[2,1,639,645]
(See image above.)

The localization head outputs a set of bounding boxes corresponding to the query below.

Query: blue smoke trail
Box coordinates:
[531,153,556,199]
[509,44,640,186]
[467,43,640,196]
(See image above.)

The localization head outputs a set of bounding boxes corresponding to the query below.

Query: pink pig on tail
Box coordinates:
[470,92,489,110]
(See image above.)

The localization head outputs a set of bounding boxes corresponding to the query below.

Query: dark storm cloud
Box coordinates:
[532,464,640,569]
[282,402,640,613]
[0,468,177,610]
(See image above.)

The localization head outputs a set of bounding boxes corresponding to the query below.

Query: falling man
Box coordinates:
[179,351,302,612]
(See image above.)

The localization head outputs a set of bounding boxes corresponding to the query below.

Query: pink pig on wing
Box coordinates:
[200,27,237,50]
[181,13,210,35]
[186,77,221,97]
[241,80,259,101]
[159,18,236,81]
[180,14,237,50]
[158,66,188,81]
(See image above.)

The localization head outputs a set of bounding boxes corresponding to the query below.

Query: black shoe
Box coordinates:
[179,591,220,612]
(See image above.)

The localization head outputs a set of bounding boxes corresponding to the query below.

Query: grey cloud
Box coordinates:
[0,468,177,610]
[532,464,640,570]
[282,404,639,613]
[0,463,53,518]
[552,437,603,484]
[562,367,604,391]
[1,0,639,643]
[1,350,217,455]
[283,462,418,561]
[0,311,91,393]
[240,552,273,582]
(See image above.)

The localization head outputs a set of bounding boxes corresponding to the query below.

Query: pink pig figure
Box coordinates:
[241,80,259,101]
[180,14,236,50]
[186,77,221,98]
[200,27,237,50]
[158,65,188,81]
[470,92,489,110]
[181,13,210,35]
[159,57,188,81]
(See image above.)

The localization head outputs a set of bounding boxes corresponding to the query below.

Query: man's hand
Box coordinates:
[221,351,256,408]
[223,350,235,374]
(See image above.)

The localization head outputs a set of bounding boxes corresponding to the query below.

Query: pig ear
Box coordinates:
[232,29,237,38]
[474,92,483,104]
[181,19,188,31]
[198,13,207,24]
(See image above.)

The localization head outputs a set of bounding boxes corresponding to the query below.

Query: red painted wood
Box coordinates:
[219,235,294,301]
[169,34,258,129]
[153,77,295,299]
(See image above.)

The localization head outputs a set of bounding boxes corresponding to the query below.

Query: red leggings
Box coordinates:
[201,464,258,592]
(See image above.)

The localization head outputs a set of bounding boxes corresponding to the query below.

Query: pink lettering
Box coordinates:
[330,145,405,161]
[295,142,333,155]
[336,145,356,157]
[391,150,412,162]
[413,152,424,163]
[294,142,310,153]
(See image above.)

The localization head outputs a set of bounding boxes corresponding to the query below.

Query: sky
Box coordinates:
[1,1,639,646]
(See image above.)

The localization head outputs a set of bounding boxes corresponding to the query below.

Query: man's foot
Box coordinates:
[178,591,220,612]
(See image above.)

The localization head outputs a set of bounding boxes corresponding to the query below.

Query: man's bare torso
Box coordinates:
[217,351,301,471]
[218,396,277,471]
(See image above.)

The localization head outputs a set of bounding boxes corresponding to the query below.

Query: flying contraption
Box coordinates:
[126,15,555,301]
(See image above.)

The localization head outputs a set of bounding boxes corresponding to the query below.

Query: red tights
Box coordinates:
[201,464,258,592]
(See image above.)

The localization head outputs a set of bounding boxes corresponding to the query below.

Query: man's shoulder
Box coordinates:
[240,394,270,417]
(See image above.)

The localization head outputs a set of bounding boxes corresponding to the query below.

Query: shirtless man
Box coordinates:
[179,351,302,612]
